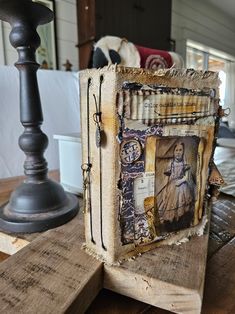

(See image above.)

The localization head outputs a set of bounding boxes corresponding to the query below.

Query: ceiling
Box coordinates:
[207,0,235,19]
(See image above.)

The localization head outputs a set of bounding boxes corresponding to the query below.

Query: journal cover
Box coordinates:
[79,66,222,264]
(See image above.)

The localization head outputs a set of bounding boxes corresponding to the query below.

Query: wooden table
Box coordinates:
[0,147,234,313]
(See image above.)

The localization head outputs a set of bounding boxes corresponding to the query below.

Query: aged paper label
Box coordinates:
[123,94,213,120]
[134,172,155,215]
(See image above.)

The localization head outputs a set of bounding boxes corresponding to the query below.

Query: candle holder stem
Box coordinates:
[0,0,78,233]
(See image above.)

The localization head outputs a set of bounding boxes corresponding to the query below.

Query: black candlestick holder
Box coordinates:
[0,0,79,233]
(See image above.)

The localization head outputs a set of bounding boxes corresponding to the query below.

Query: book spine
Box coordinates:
[80,68,118,264]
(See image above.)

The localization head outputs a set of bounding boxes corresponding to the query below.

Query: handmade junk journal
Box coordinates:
[79,66,223,264]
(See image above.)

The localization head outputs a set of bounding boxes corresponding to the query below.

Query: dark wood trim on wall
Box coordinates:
[76,0,172,69]
[76,0,95,69]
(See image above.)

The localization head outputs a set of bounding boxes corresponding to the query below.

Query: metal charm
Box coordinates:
[120,139,142,164]
[95,126,102,148]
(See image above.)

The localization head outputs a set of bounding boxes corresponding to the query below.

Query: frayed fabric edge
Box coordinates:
[81,215,208,266]
[81,243,121,267]
[164,214,208,246]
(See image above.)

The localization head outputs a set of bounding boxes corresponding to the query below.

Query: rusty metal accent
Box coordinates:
[120,139,142,164]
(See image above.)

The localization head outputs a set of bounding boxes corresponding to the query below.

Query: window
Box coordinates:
[186,43,228,108]
[187,46,205,71]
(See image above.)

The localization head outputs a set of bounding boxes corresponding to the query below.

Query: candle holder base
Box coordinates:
[0,0,79,234]
[0,179,79,233]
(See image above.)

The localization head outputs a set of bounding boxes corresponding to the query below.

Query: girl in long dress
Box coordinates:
[157,142,195,232]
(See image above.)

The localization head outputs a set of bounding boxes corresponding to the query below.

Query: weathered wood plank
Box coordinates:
[208,196,235,258]
[0,207,103,314]
[207,231,223,258]
[0,232,30,255]
[0,170,60,253]
[202,236,235,314]
[1,165,234,313]
[0,252,9,263]
[86,289,149,314]
[104,234,209,314]
[144,306,175,314]
[86,288,172,314]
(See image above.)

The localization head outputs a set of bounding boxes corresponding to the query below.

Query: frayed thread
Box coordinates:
[82,243,121,266]
[165,215,208,246]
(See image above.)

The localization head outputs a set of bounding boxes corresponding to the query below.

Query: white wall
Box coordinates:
[55,0,79,71]
[0,0,79,71]
[171,0,235,61]
[0,22,6,65]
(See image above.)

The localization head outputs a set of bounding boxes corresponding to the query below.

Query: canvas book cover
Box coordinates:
[79,65,223,264]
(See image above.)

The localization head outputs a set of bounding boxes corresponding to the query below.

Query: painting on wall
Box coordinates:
[33,0,58,69]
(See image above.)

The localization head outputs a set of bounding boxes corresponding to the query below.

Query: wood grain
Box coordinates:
[0,170,61,252]
[0,168,209,314]
[208,195,235,258]
[86,289,174,314]
[104,234,209,314]
[86,289,149,314]
[0,232,30,256]
[0,204,103,314]
[1,146,235,313]
[202,237,235,314]
[0,252,9,263]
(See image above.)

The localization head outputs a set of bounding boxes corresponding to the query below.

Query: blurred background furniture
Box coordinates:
[54,133,83,195]
[92,35,184,69]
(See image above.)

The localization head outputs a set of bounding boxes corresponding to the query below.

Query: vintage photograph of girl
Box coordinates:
[155,137,199,233]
